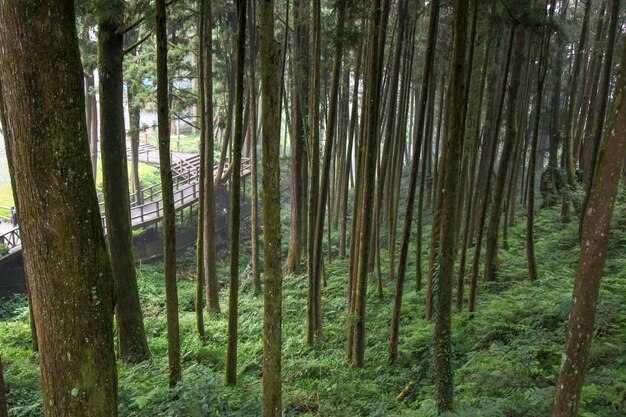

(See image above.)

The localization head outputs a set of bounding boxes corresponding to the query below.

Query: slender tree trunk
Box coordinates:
[284,0,309,274]
[259,0,282,413]
[0,1,118,413]
[560,0,592,221]
[467,27,515,316]
[434,0,468,410]
[552,35,626,417]
[98,0,150,363]
[580,0,621,225]
[156,0,181,387]
[226,0,246,386]
[0,82,38,351]
[483,26,526,282]
[311,0,347,344]
[350,0,390,368]
[203,0,221,314]
[306,0,322,343]
[248,0,261,296]
[389,0,439,363]
[195,0,207,339]
[528,22,552,283]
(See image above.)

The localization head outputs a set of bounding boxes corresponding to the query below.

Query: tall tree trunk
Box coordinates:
[259,0,282,413]
[350,0,390,368]
[284,0,309,274]
[311,0,347,345]
[467,27,515,316]
[389,0,439,363]
[156,0,181,387]
[434,0,468,410]
[579,0,621,225]
[483,26,526,282]
[248,0,261,296]
[195,0,207,339]
[226,0,246,386]
[203,0,221,314]
[306,0,322,343]
[560,0,591,220]
[98,0,150,363]
[527,16,553,284]
[127,29,143,206]
[0,0,118,413]
[0,82,38,351]
[552,34,626,417]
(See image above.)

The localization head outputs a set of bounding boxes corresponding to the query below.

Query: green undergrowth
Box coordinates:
[1,191,625,416]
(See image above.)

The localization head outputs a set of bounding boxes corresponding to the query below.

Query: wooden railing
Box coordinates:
[0,227,20,253]
[2,156,252,256]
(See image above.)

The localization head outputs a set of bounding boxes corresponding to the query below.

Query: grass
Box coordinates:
[1,189,625,416]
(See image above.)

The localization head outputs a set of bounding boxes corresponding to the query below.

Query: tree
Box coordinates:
[98,0,150,363]
[0,0,118,414]
[348,0,390,368]
[310,0,348,344]
[483,26,527,282]
[389,0,440,363]
[259,0,283,413]
[156,0,181,388]
[433,0,468,410]
[284,0,310,274]
[226,0,246,386]
[195,0,207,339]
[306,0,322,343]
[202,0,221,315]
[552,27,626,417]
[248,0,261,296]
[527,3,553,283]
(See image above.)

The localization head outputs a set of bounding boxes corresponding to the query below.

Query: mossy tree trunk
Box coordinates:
[259,0,283,414]
[0,0,118,413]
[433,0,468,411]
[483,26,526,282]
[195,0,207,339]
[247,0,261,296]
[552,29,626,416]
[226,0,246,386]
[156,0,181,388]
[467,27,514,316]
[311,0,347,344]
[306,0,322,344]
[202,0,221,315]
[98,0,150,363]
[0,82,38,352]
[389,0,439,364]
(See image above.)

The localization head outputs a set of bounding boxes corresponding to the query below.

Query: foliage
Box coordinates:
[1,192,625,416]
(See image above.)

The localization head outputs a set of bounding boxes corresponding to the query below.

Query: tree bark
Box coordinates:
[156,0,181,387]
[203,0,221,315]
[259,0,282,414]
[98,0,150,363]
[306,0,322,343]
[226,0,246,386]
[483,26,526,282]
[0,1,118,413]
[433,0,468,411]
[248,0,261,296]
[389,0,439,363]
[552,31,626,416]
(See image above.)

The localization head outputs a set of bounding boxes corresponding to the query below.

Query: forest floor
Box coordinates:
[1,187,625,416]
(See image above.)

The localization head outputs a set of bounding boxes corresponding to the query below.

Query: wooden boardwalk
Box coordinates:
[0,144,251,259]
